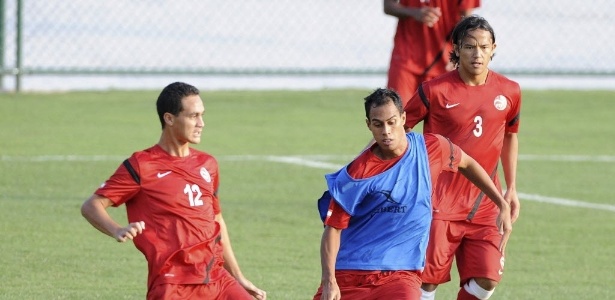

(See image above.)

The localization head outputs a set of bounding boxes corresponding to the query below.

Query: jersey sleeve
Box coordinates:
[324,199,351,229]
[404,84,430,129]
[424,133,462,182]
[95,157,141,207]
[208,157,222,215]
[505,82,522,133]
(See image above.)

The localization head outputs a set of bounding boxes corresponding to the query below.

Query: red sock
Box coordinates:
[457,286,479,300]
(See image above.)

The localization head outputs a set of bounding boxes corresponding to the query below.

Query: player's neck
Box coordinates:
[373,139,408,160]
[458,68,489,86]
[158,135,191,158]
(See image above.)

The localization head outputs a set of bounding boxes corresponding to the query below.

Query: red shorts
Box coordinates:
[387,60,437,107]
[422,219,506,286]
[313,270,421,300]
[148,269,252,300]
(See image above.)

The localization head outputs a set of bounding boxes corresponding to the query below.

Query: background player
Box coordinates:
[404,15,521,300]
[384,0,479,105]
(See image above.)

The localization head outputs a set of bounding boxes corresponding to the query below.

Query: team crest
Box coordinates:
[493,95,507,111]
[200,167,211,182]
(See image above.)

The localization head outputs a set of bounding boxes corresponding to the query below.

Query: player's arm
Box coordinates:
[404,86,429,133]
[216,213,267,300]
[458,151,512,252]
[320,225,342,300]
[459,0,480,17]
[81,194,144,242]
[383,0,441,27]
[501,132,520,222]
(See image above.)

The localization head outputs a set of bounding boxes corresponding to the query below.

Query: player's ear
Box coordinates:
[163,112,174,126]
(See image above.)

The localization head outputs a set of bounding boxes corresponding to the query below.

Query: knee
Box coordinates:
[462,278,498,299]
[474,277,498,291]
[421,283,438,292]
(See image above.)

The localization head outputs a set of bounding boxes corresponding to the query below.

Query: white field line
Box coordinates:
[3,154,614,212]
[255,155,615,214]
[3,154,614,163]
[517,193,615,212]
[518,154,615,162]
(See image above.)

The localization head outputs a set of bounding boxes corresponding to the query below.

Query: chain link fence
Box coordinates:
[1,0,614,91]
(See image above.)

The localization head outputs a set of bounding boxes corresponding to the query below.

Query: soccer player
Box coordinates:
[313,88,511,300]
[384,0,479,105]
[404,15,521,300]
[81,82,266,300]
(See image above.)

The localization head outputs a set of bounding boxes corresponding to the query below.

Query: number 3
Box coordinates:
[473,116,483,137]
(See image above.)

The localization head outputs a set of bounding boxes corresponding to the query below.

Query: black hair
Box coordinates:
[156,82,200,129]
[449,15,496,65]
[363,88,404,119]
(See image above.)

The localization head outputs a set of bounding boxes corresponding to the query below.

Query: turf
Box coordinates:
[0,89,613,299]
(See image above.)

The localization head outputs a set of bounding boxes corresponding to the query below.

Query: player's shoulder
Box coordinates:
[130,145,159,161]
[422,71,459,95]
[489,70,521,90]
[190,147,216,158]
[423,133,447,146]
[190,148,218,166]
[427,71,458,86]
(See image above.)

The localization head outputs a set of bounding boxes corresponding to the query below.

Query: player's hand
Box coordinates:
[496,203,512,253]
[504,188,520,223]
[114,221,145,243]
[320,280,341,300]
[237,277,267,300]
[418,7,442,27]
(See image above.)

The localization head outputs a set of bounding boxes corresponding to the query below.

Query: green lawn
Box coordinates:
[0,89,613,299]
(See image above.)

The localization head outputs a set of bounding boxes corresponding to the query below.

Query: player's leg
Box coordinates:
[421,219,463,300]
[386,59,420,107]
[456,278,496,300]
[455,222,504,300]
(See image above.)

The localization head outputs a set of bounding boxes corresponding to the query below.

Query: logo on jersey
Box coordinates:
[371,190,407,216]
[493,95,507,111]
[445,103,460,109]
[200,167,211,182]
[157,171,172,178]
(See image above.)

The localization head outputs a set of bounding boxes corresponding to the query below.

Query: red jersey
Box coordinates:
[95,144,225,291]
[405,70,521,224]
[389,0,480,77]
[325,133,462,228]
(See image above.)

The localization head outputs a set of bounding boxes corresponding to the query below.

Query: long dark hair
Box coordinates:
[449,15,496,65]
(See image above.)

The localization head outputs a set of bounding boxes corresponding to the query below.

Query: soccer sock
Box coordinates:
[458,279,495,300]
[420,288,436,300]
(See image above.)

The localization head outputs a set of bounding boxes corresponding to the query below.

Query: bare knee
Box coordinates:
[421,283,438,292]
[473,277,498,291]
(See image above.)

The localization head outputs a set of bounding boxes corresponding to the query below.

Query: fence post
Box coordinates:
[0,0,4,91]
[15,0,22,92]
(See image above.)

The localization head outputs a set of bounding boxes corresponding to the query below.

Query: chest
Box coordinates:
[429,89,512,130]
[138,159,218,211]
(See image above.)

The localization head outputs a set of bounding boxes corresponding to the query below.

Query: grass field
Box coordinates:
[0,88,614,299]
